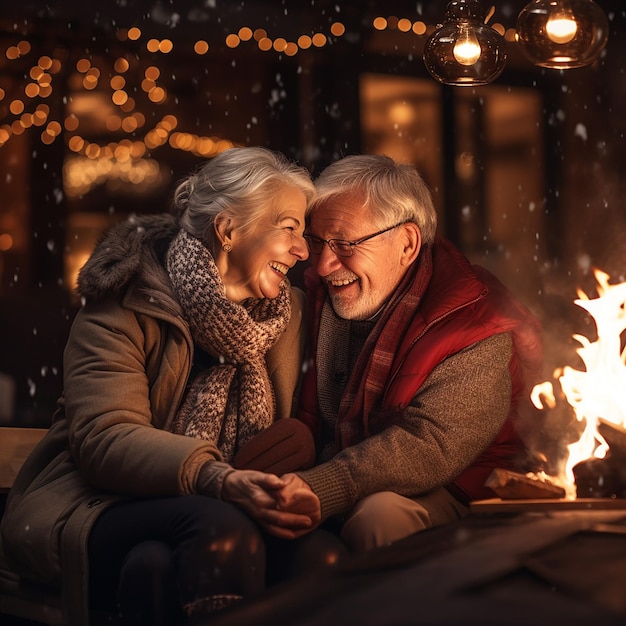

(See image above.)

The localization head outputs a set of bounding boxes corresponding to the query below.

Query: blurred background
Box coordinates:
[0,0,624,431]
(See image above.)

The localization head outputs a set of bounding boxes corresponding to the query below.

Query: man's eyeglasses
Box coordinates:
[303,222,406,258]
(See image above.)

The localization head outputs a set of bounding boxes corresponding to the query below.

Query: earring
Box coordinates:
[222,242,232,253]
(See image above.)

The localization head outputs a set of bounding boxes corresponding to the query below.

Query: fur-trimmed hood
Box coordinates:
[77,213,179,308]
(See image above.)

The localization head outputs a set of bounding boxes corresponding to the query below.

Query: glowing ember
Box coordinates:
[531,269,626,499]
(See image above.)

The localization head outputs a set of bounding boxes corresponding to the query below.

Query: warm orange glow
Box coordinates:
[121,117,138,132]
[331,22,346,36]
[159,39,173,53]
[238,27,253,41]
[258,38,272,51]
[25,84,40,98]
[161,115,178,131]
[47,121,62,136]
[17,40,31,55]
[85,143,101,158]
[127,27,142,41]
[298,35,312,49]
[119,97,133,113]
[397,19,412,33]
[33,108,48,126]
[112,90,128,106]
[68,136,85,152]
[531,269,626,497]
[373,17,388,31]
[110,76,126,90]
[76,58,91,73]
[64,114,79,131]
[41,130,55,144]
[0,234,13,252]
[145,66,160,80]
[194,41,209,54]
[114,58,130,73]
[312,33,327,47]
[105,116,122,131]
[148,86,166,103]
[226,34,240,48]
[284,43,298,56]
[11,121,24,135]
[132,112,146,127]
[273,37,287,52]
[9,100,24,115]
[147,39,160,53]
[83,75,98,90]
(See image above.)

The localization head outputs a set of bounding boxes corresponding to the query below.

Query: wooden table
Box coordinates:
[209,503,626,625]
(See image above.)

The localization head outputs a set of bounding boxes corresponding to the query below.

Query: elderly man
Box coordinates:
[278,153,542,552]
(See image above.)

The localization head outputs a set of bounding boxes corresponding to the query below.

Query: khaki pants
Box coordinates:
[340,488,469,552]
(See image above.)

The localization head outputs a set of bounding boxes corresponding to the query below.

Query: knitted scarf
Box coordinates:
[165,229,291,461]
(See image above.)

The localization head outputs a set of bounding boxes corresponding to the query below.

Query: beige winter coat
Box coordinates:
[0,214,306,625]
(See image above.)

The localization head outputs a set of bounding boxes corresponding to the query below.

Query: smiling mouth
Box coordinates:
[270,261,289,276]
[327,277,358,287]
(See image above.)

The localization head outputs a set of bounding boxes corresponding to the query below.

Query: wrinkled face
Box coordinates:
[223,186,309,302]
[307,194,418,320]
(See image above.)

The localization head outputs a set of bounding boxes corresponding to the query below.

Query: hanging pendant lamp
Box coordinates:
[516,0,609,69]
[423,0,507,86]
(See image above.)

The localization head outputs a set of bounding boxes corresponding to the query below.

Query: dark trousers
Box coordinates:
[88,495,346,625]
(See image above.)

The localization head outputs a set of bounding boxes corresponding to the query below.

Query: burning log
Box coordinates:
[485,468,566,500]
[573,419,626,499]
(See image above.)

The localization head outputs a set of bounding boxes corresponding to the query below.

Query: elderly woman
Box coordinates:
[0,147,345,626]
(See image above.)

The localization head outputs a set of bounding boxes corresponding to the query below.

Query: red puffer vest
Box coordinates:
[299,237,543,504]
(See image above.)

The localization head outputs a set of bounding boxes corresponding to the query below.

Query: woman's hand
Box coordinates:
[221,469,319,539]
[275,472,322,532]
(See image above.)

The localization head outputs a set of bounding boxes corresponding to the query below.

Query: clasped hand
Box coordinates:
[222,470,320,539]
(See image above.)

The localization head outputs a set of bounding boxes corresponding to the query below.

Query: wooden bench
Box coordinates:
[0,427,47,494]
[0,427,67,625]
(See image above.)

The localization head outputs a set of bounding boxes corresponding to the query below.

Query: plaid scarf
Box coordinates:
[165,229,291,461]
[320,247,433,448]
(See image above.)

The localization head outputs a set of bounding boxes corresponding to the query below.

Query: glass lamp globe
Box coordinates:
[423,0,507,86]
[516,0,609,69]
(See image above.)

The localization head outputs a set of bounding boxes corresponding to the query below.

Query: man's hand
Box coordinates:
[221,469,319,539]
[272,473,321,536]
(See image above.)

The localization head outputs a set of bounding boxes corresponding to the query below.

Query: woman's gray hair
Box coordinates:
[312,154,437,246]
[173,146,315,252]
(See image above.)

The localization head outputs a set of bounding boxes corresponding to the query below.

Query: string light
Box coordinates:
[0,18,347,156]
[422,1,507,86]
[0,6,612,159]
[516,0,609,69]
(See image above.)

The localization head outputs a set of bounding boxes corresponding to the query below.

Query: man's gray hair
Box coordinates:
[313,154,437,245]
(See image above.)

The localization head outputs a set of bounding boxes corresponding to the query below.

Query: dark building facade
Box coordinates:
[0,0,624,424]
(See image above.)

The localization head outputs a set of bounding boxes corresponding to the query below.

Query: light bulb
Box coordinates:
[423,0,507,86]
[453,26,482,65]
[546,12,578,44]
[516,0,609,69]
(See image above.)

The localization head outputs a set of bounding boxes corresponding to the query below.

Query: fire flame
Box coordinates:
[530,269,626,498]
